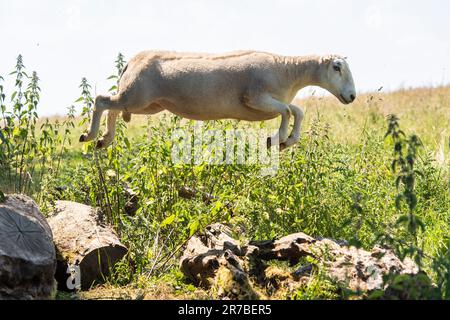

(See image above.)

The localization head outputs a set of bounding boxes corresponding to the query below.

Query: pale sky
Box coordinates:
[1,0,449,116]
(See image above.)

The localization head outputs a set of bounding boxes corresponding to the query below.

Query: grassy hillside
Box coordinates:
[1,56,449,299]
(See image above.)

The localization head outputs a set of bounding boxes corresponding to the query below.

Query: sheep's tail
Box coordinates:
[122,111,131,122]
[94,95,114,109]
[118,63,132,122]
[94,94,131,122]
[93,63,132,121]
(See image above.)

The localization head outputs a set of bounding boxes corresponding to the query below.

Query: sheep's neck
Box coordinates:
[279,55,323,92]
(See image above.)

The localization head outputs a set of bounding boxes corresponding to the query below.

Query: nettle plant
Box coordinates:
[384,114,425,267]
[73,53,136,230]
[0,75,8,173]
[0,55,40,193]
[0,55,77,206]
[365,114,450,299]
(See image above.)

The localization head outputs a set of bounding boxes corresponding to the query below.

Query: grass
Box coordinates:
[1,55,449,299]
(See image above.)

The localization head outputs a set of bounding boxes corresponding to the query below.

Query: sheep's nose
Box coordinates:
[350,94,356,102]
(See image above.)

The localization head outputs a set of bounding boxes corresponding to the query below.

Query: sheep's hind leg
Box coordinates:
[96,110,120,149]
[280,104,304,151]
[79,94,122,143]
[245,94,291,147]
[79,108,104,142]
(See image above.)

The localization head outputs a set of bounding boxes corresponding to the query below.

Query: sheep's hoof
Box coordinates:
[79,134,87,142]
[95,140,105,149]
[279,143,287,151]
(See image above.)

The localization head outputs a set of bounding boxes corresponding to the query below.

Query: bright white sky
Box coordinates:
[1,0,449,116]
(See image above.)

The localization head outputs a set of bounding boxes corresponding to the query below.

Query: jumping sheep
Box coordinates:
[79,50,356,150]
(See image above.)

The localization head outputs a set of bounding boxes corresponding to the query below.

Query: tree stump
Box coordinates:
[47,201,128,290]
[0,194,56,299]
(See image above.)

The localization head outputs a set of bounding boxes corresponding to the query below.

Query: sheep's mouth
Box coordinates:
[339,94,351,104]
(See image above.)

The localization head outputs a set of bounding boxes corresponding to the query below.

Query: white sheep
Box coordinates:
[79,50,356,150]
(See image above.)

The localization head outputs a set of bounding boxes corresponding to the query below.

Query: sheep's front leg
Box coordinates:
[79,108,104,142]
[280,104,304,150]
[245,94,291,147]
[96,110,120,149]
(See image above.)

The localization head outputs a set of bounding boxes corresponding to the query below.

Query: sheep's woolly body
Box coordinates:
[80,50,355,149]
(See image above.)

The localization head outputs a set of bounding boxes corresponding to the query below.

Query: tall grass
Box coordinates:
[0,54,449,299]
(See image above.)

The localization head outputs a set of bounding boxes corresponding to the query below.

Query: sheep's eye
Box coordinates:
[333,65,341,72]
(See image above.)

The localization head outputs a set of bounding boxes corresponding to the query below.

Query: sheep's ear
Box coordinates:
[321,55,333,64]
[334,60,342,67]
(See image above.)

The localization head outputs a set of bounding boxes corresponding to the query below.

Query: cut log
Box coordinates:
[0,194,56,299]
[47,201,128,290]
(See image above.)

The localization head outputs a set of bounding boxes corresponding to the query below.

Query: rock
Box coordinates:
[180,223,259,299]
[249,232,316,265]
[124,187,139,216]
[323,244,418,292]
[180,223,425,299]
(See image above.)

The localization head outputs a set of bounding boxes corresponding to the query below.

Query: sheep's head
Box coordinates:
[320,55,356,104]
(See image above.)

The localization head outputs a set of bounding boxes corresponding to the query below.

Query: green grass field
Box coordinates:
[1,56,449,299]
